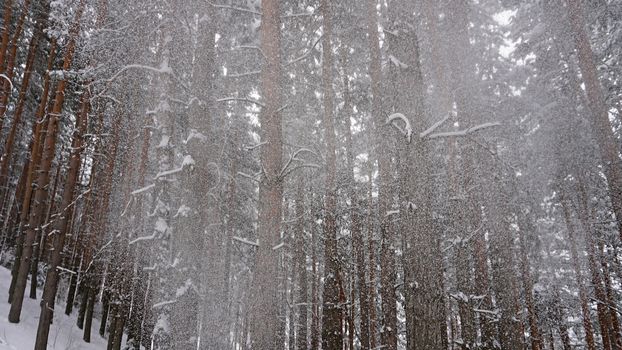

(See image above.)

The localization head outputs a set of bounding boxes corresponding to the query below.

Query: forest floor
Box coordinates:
[0,266,108,350]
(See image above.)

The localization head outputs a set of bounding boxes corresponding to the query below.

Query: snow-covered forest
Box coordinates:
[0,0,621,349]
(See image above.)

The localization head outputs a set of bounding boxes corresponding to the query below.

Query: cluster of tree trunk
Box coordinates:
[0,0,621,350]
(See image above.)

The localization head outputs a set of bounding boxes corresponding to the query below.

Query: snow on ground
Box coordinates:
[0,267,108,350]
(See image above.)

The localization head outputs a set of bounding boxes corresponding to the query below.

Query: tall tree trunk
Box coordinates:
[250,0,284,347]
[320,1,342,349]
[559,182,597,350]
[517,215,542,350]
[575,178,615,349]
[34,89,89,350]
[311,200,319,350]
[83,111,121,343]
[295,179,308,350]
[565,0,622,242]
[29,150,63,300]
[0,0,14,76]
[8,0,85,323]
[341,51,370,350]
[384,2,448,346]
[0,0,31,132]
[598,242,622,348]
[367,169,377,350]
[365,0,396,348]
[0,2,43,212]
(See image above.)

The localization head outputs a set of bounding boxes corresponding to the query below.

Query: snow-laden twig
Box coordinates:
[272,242,285,251]
[226,70,261,79]
[131,183,155,195]
[427,122,501,140]
[41,189,91,230]
[155,166,184,179]
[420,114,450,138]
[386,113,413,143]
[152,299,178,309]
[105,64,172,84]
[129,233,157,245]
[232,236,259,247]
[388,54,409,69]
[286,35,323,66]
[217,97,265,108]
[210,2,261,16]
[280,148,318,178]
[237,171,261,182]
[119,196,134,217]
[244,141,267,151]
[282,163,320,179]
[473,308,499,317]
[283,11,314,18]
[0,74,13,92]
[56,266,77,275]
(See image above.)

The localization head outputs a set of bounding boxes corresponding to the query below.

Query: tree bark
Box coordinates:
[295,179,308,350]
[559,182,597,350]
[365,0,397,348]
[319,1,342,349]
[0,2,43,212]
[565,0,622,242]
[34,89,89,350]
[250,0,284,347]
[8,0,85,323]
[0,0,31,132]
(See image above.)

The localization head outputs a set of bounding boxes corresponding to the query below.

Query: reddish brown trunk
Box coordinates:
[0,0,14,131]
[34,90,89,350]
[250,0,284,347]
[365,0,396,348]
[598,243,622,348]
[320,1,342,349]
[7,39,57,303]
[575,179,616,349]
[559,186,596,350]
[83,112,122,343]
[518,214,542,350]
[8,0,85,323]
[367,170,377,350]
[0,0,31,131]
[341,51,370,350]
[565,0,622,242]
[0,9,43,195]
[0,0,13,69]
[311,207,319,350]
[29,150,63,300]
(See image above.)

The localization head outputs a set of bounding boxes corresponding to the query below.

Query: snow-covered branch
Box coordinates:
[426,122,501,140]
[286,35,323,66]
[420,114,450,138]
[0,73,14,91]
[386,113,413,143]
[226,70,261,79]
[272,242,285,251]
[244,141,267,151]
[154,156,195,180]
[210,3,261,16]
[105,63,172,84]
[232,236,259,247]
[217,97,265,108]
[280,148,318,179]
[129,233,157,245]
[131,184,155,196]
[237,171,261,183]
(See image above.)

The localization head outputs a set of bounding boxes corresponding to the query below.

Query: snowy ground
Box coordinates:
[0,267,108,350]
